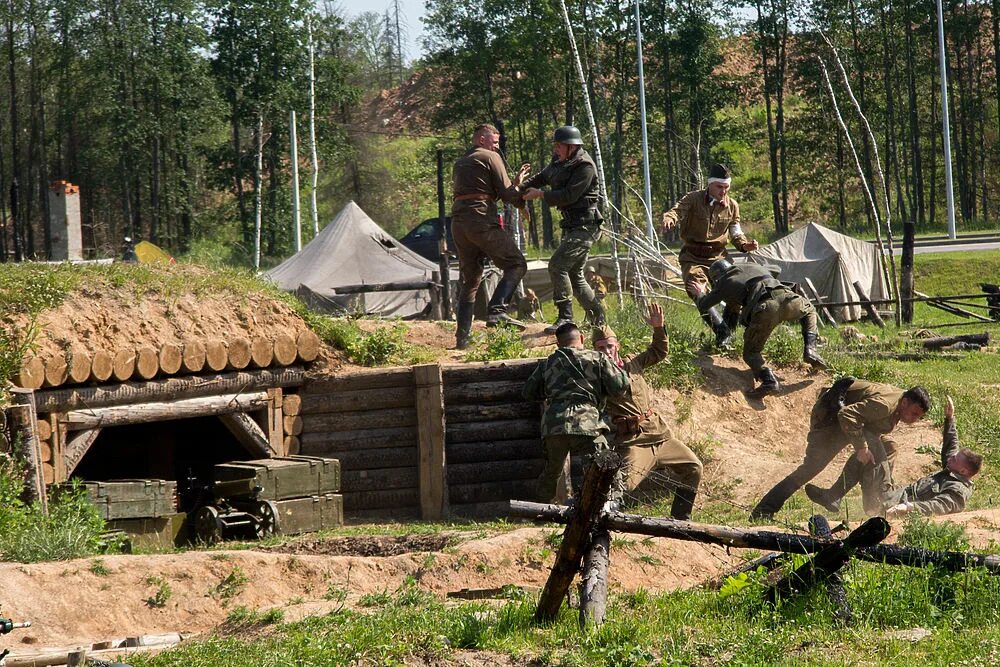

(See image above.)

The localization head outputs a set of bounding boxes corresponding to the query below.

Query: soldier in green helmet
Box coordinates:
[521,126,606,332]
[523,321,630,503]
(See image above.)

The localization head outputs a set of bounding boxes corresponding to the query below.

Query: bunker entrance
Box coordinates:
[72,415,263,511]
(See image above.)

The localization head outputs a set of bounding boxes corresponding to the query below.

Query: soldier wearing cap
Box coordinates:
[521,126,606,332]
[661,163,758,347]
[451,123,532,349]
[585,265,608,302]
[697,258,826,397]
[523,321,630,503]
[591,302,703,519]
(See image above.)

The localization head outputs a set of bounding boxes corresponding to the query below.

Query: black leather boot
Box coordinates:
[455,301,475,350]
[486,278,526,330]
[747,367,780,397]
[544,301,576,334]
[750,476,800,521]
[670,487,696,521]
[801,319,828,369]
[804,483,841,513]
[705,306,733,349]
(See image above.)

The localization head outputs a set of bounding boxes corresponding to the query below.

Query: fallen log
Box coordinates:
[920,333,990,350]
[579,526,612,631]
[853,282,885,329]
[63,390,270,430]
[511,502,1000,574]
[811,515,853,624]
[535,450,621,623]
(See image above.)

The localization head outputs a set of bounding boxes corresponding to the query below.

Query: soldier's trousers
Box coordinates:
[453,218,527,304]
[549,225,601,308]
[754,425,894,517]
[537,433,607,503]
[743,288,818,373]
[618,437,703,495]
[823,438,899,515]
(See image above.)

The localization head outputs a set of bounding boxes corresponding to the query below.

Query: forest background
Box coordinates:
[1,0,998,267]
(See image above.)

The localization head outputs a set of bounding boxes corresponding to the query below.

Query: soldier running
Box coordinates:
[750,379,930,521]
[696,259,827,397]
[809,396,982,518]
[451,123,531,349]
[591,302,703,520]
[521,126,606,332]
[661,163,759,347]
[523,322,630,503]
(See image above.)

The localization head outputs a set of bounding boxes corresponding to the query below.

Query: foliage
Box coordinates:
[606,298,703,391]
[464,325,528,362]
[145,576,173,608]
[210,566,250,603]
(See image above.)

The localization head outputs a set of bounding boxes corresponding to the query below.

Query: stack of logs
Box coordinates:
[15,331,322,389]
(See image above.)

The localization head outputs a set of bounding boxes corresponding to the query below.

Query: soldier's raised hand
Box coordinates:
[645,302,664,328]
[514,163,532,187]
[945,396,954,419]
[661,212,676,232]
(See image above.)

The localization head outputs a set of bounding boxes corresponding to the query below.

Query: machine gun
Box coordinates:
[0,616,31,664]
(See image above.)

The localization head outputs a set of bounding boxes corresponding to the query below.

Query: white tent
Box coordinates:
[748,222,888,322]
[265,201,441,317]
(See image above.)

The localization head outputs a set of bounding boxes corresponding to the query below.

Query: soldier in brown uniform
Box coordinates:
[451,124,531,349]
[661,163,758,346]
[591,303,703,519]
[750,379,930,520]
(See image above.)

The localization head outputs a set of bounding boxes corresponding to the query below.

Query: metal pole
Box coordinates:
[935,0,957,240]
[634,0,654,242]
[253,113,263,271]
[436,149,452,319]
[290,111,301,252]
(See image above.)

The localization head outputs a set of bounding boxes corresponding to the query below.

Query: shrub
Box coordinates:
[465,325,527,362]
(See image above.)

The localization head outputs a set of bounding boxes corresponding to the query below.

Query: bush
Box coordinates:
[465,326,527,362]
[309,317,409,366]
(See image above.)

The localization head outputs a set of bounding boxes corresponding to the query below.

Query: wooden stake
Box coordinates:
[853,281,886,329]
[9,389,48,513]
[414,363,448,521]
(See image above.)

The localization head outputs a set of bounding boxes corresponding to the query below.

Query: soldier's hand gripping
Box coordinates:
[742,238,760,251]
[944,395,954,419]
[523,187,545,201]
[645,302,664,328]
[513,163,532,187]
[661,212,676,232]
[855,448,875,466]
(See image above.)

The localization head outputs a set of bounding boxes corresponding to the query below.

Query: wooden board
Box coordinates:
[446,419,540,444]
[443,380,525,405]
[300,386,415,414]
[448,479,537,504]
[445,439,543,464]
[414,363,447,520]
[303,367,414,393]
[326,446,418,471]
[342,488,420,512]
[448,459,544,485]
[301,407,417,433]
[442,359,540,384]
[299,426,419,451]
[445,402,540,423]
[341,466,419,492]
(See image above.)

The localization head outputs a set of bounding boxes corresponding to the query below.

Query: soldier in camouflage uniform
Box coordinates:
[813,397,981,518]
[591,303,703,520]
[523,321,630,503]
[521,126,606,333]
[750,380,930,521]
[661,163,759,347]
[697,259,826,397]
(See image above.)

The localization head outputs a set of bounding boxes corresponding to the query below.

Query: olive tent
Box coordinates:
[265,201,442,317]
[748,222,889,323]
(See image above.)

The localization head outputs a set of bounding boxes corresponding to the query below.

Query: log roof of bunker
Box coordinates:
[0,262,341,393]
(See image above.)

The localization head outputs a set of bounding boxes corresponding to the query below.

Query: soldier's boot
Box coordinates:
[703,306,733,349]
[486,277,527,330]
[747,367,780,398]
[544,301,576,334]
[670,487,697,521]
[804,483,842,513]
[455,301,475,350]
[749,477,800,521]
[801,319,828,370]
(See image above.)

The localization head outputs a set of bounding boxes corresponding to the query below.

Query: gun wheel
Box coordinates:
[194,505,224,545]
[255,501,280,538]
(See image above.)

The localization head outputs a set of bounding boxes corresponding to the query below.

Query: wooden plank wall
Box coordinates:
[442,359,542,519]
[298,367,421,521]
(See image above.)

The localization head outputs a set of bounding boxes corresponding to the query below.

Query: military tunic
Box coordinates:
[451,146,527,304]
[520,149,603,309]
[697,263,818,373]
[523,346,629,502]
[606,327,703,495]
[753,379,904,518]
[881,416,973,516]
[587,273,608,300]
[662,190,750,298]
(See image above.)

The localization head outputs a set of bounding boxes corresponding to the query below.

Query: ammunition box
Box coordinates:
[270,494,344,536]
[213,456,341,500]
[108,512,189,550]
[83,479,177,520]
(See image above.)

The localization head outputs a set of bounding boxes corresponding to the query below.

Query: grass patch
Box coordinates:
[464,325,528,362]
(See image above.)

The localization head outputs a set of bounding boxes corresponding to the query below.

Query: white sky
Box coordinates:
[332,0,427,63]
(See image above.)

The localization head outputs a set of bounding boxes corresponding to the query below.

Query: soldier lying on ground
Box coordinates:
[591,302,703,520]
[696,258,826,397]
[875,397,979,518]
[750,378,930,521]
[523,322,629,503]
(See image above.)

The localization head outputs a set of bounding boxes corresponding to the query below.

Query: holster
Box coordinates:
[612,410,652,437]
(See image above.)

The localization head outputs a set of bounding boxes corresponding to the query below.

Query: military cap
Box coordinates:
[591,324,617,345]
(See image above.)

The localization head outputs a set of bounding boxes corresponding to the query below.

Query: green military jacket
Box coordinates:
[451,146,522,223]
[663,190,749,262]
[523,346,629,437]
[895,416,973,516]
[521,149,603,228]
[697,263,782,326]
[605,327,673,447]
[827,380,904,453]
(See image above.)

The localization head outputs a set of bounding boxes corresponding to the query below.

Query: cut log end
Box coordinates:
[112,350,136,382]
[204,340,228,372]
[36,418,53,441]
[296,330,321,362]
[282,393,302,417]
[16,356,45,389]
[283,434,301,455]
[134,347,159,380]
[273,333,298,366]
[158,343,183,376]
[283,415,303,436]
[66,346,93,384]
[250,337,274,368]
[43,353,69,388]
[181,341,207,373]
[90,350,114,382]
[227,337,252,370]
[42,462,55,486]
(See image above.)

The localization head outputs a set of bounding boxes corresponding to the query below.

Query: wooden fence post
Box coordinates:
[9,388,48,514]
[414,363,448,520]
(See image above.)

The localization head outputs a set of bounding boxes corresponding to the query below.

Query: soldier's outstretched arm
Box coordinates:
[543,162,595,208]
[940,396,959,467]
[627,303,669,372]
[661,192,692,233]
[523,362,546,401]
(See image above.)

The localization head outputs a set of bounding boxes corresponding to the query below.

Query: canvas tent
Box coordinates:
[265,201,441,317]
[747,222,888,322]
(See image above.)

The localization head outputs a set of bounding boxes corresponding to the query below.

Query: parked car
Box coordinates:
[399,217,454,262]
